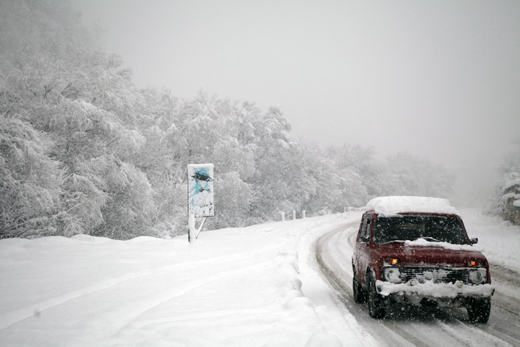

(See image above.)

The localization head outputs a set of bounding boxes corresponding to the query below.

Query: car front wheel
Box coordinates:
[467,297,491,323]
[367,277,386,319]
[353,270,367,304]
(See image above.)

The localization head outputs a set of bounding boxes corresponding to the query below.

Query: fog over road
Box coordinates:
[316,218,520,347]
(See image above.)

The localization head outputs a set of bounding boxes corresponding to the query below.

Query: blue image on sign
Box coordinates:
[188,164,214,217]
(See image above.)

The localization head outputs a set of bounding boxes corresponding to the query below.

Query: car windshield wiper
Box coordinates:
[378,240,406,245]
[420,237,442,242]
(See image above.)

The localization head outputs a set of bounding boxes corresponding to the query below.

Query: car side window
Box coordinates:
[359,215,367,240]
[358,216,365,235]
[360,215,372,243]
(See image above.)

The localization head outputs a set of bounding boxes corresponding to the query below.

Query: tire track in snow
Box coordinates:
[436,319,513,347]
[316,226,420,347]
[316,225,520,347]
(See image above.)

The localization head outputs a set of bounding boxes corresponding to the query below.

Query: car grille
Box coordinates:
[399,267,469,284]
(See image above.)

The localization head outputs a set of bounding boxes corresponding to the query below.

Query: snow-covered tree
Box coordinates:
[1,0,155,239]
[326,144,380,201]
[489,143,520,224]
[0,113,60,237]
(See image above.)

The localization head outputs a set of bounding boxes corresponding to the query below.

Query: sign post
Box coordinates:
[187,164,214,242]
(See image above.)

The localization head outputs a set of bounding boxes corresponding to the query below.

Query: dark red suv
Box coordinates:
[352,196,494,322]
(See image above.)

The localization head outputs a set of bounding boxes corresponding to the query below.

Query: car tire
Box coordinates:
[353,271,367,304]
[467,297,491,323]
[367,276,386,319]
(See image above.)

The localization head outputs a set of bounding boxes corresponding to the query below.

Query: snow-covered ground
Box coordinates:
[459,208,520,274]
[0,213,373,346]
[0,209,518,346]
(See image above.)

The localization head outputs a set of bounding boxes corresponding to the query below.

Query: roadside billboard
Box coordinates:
[188,164,214,218]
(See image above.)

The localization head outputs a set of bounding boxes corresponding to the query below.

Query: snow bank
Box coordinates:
[366,196,460,216]
[0,214,368,347]
[459,209,520,274]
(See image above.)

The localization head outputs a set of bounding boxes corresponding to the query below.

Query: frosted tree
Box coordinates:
[0,113,60,237]
[173,94,259,229]
[243,107,306,219]
[488,142,520,220]
[134,92,259,232]
[132,88,187,236]
[1,0,156,238]
[303,144,369,213]
[326,144,382,199]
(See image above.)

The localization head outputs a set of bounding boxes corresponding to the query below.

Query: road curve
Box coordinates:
[315,222,520,347]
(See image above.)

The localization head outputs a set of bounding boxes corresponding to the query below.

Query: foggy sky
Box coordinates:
[72,0,520,206]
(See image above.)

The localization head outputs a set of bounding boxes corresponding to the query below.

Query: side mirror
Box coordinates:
[470,238,478,245]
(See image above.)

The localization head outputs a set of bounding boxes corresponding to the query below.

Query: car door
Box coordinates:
[355,213,372,285]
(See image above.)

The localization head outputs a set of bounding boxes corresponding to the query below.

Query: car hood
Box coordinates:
[375,243,487,267]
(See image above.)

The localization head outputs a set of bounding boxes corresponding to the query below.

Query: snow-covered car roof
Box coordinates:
[366,196,460,217]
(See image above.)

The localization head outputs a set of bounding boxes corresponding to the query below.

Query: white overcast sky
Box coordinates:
[71,0,520,205]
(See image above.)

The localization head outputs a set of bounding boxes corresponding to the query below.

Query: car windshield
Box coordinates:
[373,215,469,245]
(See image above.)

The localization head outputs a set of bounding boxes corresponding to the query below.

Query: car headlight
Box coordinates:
[383,257,400,265]
[469,259,486,267]
[468,268,487,284]
[383,267,402,283]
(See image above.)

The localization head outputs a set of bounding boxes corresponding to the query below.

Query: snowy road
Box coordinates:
[316,217,520,347]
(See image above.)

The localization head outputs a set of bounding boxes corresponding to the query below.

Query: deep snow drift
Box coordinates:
[0,209,518,346]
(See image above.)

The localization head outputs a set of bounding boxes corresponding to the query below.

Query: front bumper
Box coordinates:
[376,279,495,305]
